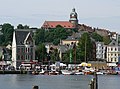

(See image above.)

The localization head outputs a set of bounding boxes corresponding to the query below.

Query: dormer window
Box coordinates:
[26,41,31,45]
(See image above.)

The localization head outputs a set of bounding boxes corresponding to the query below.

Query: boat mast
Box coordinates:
[73,43,76,70]
[85,35,87,62]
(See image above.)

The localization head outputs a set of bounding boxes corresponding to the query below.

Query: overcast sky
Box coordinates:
[0,0,120,33]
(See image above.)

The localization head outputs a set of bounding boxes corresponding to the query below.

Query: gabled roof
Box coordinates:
[15,30,33,45]
[58,44,75,53]
[41,21,75,29]
[109,40,118,46]
[63,32,82,41]
[58,45,69,53]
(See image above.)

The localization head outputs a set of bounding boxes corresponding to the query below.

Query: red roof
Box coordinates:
[41,21,75,29]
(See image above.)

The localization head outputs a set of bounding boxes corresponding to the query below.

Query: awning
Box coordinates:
[78,62,91,67]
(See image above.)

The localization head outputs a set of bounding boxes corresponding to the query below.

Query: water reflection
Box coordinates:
[0,75,92,89]
[1,75,120,89]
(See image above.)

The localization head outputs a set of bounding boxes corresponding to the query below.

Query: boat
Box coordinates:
[49,70,59,75]
[74,70,84,75]
[39,69,45,75]
[61,70,74,75]
[96,71,104,75]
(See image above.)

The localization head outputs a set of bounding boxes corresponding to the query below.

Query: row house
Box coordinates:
[106,40,120,67]
[12,29,35,69]
[96,42,106,61]
[106,33,120,67]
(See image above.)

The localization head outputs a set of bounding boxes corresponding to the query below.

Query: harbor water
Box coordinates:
[0,74,120,89]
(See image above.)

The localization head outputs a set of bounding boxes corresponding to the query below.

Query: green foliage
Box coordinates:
[77,32,93,62]
[62,50,71,63]
[17,24,24,29]
[34,29,45,45]
[0,23,14,45]
[62,49,79,63]
[103,36,111,45]
[34,26,73,45]
[91,32,103,42]
[45,26,73,45]
[49,48,60,62]
[17,24,29,29]
[35,43,47,62]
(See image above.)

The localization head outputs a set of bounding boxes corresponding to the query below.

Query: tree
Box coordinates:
[17,24,24,29]
[91,32,103,42]
[34,29,45,45]
[0,23,14,45]
[44,26,73,45]
[35,43,47,62]
[103,36,111,45]
[50,48,60,62]
[24,25,29,29]
[77,32,93,62]
[17,24,29,29]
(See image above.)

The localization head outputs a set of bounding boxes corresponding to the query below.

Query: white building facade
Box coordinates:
[96,42,106,61]
[106,40,120,67]
[106,33,120,67]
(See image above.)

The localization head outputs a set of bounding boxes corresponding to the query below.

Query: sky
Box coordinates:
[0,0,120,33]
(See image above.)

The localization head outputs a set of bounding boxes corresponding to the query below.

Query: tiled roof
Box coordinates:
[42,21,75,29]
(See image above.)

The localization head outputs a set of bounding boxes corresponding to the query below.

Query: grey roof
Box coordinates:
[15,30,31,45]
[58,45,69,53]
[15,29,37,33]
[109,40,118,46]
[58,44,75,53]
[64,32,82,41]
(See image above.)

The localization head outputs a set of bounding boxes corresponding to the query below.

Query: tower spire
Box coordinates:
[69,8,78,28]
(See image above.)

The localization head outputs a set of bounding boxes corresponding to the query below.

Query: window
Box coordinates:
[21,48,24,52]
[111,58,113,62]
[31,55,33,60]
[21,55,24,60]
[17,48,20,53]
[111,48,113,51]
[25,55,27,60]
[28,55,29,60]
[119,54,120,56]
[31,48,33,53]
[26,48,27,52]
[17,55,20,60]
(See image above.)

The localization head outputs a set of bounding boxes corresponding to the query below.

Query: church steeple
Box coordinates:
[69,8,78,28]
